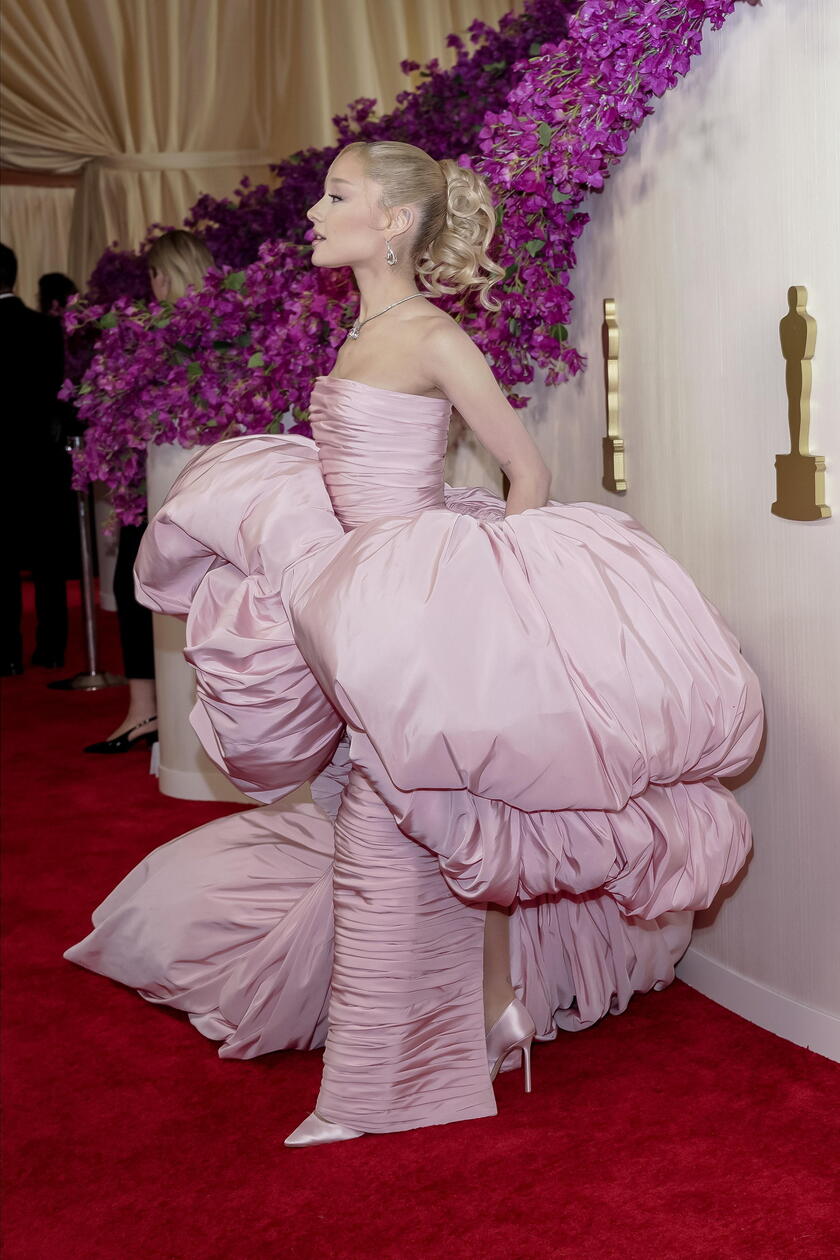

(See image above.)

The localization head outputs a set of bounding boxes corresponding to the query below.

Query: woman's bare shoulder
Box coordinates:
[333,302,482,399]
[419,309,483,371]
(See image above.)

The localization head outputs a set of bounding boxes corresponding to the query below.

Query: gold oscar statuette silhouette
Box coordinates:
[601,298,626,493]
[772,285,830,520]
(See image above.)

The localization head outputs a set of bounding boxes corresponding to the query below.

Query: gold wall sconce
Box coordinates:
[601,298,626,493]
[772,285,830,520]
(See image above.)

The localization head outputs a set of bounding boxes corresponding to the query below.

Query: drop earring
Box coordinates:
[385,240,397,266]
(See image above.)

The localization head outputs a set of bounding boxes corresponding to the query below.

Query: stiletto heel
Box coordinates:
[485,998,536,1092]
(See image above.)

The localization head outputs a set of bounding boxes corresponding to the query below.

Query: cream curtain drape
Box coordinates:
[1,0,282,285]
[1,0,518,289]
[0,184,77,307]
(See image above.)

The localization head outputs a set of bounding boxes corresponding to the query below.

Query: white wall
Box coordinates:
[448,0,840,1056]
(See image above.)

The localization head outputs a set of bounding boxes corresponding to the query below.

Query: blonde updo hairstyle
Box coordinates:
[147,229,214,302]
[343,141,504,311]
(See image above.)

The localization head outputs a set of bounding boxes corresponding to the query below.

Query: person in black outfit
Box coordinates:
[1,242,69,674]
[84,230,213,753]
[38,272,79,316]
[38,272,86,584]
[111,518,157,690]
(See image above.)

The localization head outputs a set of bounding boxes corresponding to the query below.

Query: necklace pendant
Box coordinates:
[346,293,424,343]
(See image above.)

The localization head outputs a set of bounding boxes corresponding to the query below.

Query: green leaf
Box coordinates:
[529,42,543,57]
[223,271,246,291]
[235,332,252,348]
[538,121,553,149]
[524,239,546,257]
[79,381,92,395]
[507,317,520,336]
[551,188,569,203]
[186,361,203,382]
[247,351,265,369]
[98,311,118,329]
[550,323,568,343]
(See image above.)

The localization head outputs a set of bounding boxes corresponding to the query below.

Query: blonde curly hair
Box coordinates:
[343,141,503,311]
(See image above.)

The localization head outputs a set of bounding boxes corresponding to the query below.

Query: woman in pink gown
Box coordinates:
[65,141,763,1146]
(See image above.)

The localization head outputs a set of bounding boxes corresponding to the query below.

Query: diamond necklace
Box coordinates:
[347,292,426,340]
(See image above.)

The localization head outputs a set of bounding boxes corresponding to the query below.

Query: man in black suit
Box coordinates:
[1,242,69,674]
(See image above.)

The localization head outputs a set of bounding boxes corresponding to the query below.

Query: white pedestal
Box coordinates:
[146,442,249,804]
[93,483,118,611]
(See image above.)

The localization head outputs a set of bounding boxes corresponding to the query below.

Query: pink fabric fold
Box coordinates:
[65,802,336,1058]
[136,436,346,801]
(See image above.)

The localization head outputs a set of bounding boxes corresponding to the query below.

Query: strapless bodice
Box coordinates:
[309,377,451,529]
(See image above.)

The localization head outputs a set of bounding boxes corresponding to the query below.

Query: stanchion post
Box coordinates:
[48,437,125,692]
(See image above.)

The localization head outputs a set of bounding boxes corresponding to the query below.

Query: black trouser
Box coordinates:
[114,523,155,679]
[2,453,69,666]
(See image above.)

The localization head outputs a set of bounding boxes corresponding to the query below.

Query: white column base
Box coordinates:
[677,947,840,1064]
[157,762,252,802]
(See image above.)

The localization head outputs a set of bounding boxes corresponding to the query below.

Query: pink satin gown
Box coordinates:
[65,376,763,1133]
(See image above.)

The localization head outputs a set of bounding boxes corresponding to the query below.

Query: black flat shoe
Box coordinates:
[84,716,158,755]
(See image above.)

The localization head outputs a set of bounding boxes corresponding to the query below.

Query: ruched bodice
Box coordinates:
[309,377,451,529]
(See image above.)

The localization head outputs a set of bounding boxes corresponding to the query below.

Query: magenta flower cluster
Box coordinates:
[63,251,356,523]
[68,0,744,522]
[461,0,742,388]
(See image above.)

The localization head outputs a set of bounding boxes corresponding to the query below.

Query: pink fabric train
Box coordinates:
[65,377,763,1133]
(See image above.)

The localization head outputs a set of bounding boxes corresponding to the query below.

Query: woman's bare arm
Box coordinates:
[423,320,551,516]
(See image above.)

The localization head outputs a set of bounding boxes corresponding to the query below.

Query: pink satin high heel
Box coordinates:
[284,1112,364,1148]
[485,998,536,1092]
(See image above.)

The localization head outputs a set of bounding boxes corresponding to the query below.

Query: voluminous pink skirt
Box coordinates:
[66,436,762,1131]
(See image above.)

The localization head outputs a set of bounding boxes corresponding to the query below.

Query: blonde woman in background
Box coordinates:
[85,230,214,754]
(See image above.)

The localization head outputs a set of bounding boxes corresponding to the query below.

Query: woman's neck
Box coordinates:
[352,262,420,322]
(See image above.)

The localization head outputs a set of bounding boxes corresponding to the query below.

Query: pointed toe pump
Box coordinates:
[486,998,536,1092]
[84,716,158,755]
[284,1113,365,1148]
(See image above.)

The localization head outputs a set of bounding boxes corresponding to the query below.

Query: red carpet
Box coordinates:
[2,582,839,1260]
